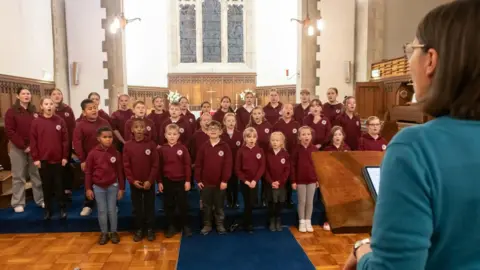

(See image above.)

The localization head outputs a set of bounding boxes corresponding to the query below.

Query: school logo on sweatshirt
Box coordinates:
[218,150,224,157]
[382,144,387,150]
[56,125,61,131]
[64,112,70,117]
[110,157,116,163]
[336,109,340,114]
[177,150,183,156]
[264,128,270,134]
[356,121,360,126]
[189,118,193,123]
[256,153,262,159]
[146,126,151,131]
[280,158,285,164]
[321,120,326,125]
[145,149,151,155]
[33,113,38,118]
[236,141,241,146]
[292,128,297,134]
[179,128,184,133]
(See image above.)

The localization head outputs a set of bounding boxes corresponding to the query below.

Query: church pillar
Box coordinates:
[51,0,70,103]
[101,0,128,113]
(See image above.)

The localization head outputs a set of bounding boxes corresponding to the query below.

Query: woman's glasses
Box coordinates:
[403,43,426,59]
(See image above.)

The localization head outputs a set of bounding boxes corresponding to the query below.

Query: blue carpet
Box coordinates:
[0,184,325,234]
[177,228,315,270]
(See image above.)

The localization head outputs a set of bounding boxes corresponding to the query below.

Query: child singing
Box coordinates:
[334,96,361,150]
[235,127,265,233]
[147,96,170,142]
[221,112,243,208]
[123,119,159,242]
[358,116,388,151]
[85,127,125,245]
[265,132,290,231]
[322,87,343,123]
[124,101,157,144]
[111,94,134,152]
[303,99,331,150]
[160,102,191,145]
[323,126,351,151]
[196,101,212,130]
[30,97,69,220]
[213,96,234,124]
[235,91,255,132]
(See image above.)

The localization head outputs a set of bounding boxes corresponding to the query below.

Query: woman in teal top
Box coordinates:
[344,1,480,269]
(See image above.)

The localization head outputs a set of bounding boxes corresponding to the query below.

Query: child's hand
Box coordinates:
[191,164,195,168]
[61,159,68,166]
[292,183,297,190]
[244,181,251,186]
[272,181,279,189]
[250,181,257,189]
[143,181,152,190]
[117,190,124,200]
[197,182,204,190]
[156,145,161,149]
[184,181,191,191]
[34,160,41,168]
[24,147,30,153]
[133,180,144,189]
[158,183,164,193]
[316,182,319,188]
[316,144,322,149]
[86,189,94,200]
[220,182,227,190]
[81,162,86,171]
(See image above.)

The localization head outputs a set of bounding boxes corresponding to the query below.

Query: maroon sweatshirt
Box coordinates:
[124,117,157,144]
[189,130,210,163]
[263,102,283,126]
[111,109,134,138]
[249,121,272,152]
[303,114,332,147]
[235,145,266,182]
[358,133,388,151]
[4,106,37,150]
[323,102,343,123]
[195,140,232,187]
[85,145,125,190]
[235,106,252,132]
[334,113,361,150]
[158,143,191,182]
[212,109,229,124]
[323,143,351,152]
[161,117,191,145]
[273,118,300,154]
[294,104,310,125]
[72,117,111,162]
[290,144,318,185]
[147,110,170,140]
[30,115,69,163]
[265,149,290,187]
[123,139,159,185]
[55,104,76,143]
[181,110,196,136]
[220,129,243,170]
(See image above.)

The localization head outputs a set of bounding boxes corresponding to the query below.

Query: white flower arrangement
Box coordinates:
[167,90,181,103]
[239,89,256,101]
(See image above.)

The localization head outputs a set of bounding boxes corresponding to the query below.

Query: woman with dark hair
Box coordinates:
[5,87,44,213]
[344,1,480,269]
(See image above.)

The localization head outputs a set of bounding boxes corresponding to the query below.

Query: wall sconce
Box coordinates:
[291,0,324,36]
[71,62,80,85]
[109,13,141,34]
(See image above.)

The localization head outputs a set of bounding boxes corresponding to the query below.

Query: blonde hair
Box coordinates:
[281,103,293,119]
[243,127,258,142]
[223,112,236,129]
[297,126,314,144]
[247,106,266,127]
[365,115,380,125]
[165,123,180,134]
[270,131,286,150]
[39,96,54,112]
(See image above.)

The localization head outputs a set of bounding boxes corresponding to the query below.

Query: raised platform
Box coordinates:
[0,184,325,234]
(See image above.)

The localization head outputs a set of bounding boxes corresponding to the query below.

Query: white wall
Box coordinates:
[255,0,298,86]
[124,0,168,87]
[0,0,54,80]
[65,0,107,116]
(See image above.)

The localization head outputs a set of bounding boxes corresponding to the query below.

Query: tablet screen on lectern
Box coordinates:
[363,166,381,200]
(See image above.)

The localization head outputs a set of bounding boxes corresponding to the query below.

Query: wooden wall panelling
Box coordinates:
[255,85,297,107]
[355,82,384,119]
[127,85,169,112]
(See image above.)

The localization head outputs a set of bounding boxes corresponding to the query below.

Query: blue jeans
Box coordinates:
[93,184,118,233]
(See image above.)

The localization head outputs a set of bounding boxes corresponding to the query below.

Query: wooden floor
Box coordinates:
[0,227,368,270]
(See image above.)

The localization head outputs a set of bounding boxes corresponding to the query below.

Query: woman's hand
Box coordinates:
[343,244,372,270]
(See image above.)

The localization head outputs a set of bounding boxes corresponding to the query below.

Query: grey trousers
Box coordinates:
[297,183,316,220]
[9,143,44,207]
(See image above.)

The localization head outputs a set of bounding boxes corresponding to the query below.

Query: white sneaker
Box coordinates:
[40,202,45,209]
[14,206,24,213]
[299,219,306,233]
[305,220,314,232]
[80,207,92,216]
[323,222,331,231]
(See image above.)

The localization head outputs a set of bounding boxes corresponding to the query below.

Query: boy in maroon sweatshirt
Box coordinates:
[195,121,232,235]
[124,100,158,144]
[85,126,125,245]
[30,97,69,220]
[160,102,191,145]
[111,94,134,152]
[73,99,111,216]
[123,119,159,242]
[158,124,192,238]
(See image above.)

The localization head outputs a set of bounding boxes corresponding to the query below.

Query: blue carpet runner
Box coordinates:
[177,228,315,270]
[0,184,325,234]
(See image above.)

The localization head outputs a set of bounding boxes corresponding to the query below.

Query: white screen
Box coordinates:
[366,167,381,194]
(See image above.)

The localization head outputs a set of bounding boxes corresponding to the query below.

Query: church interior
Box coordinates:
[0,0,452,269]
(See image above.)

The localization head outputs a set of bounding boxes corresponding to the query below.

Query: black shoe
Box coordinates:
[43,210,51,220]
[165,226,177,238]
[60,208,67,220]
[276,217,283,231]
[216,224,227,235]
[285,201,294,209]
[245,225,254,234]
[110,232,120,244]
[133,230,143,242]
[183,226,192,237]
[269,218,276,232]
[98,233,109,245]
[146,229,156,241]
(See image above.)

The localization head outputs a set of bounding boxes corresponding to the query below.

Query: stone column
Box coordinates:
[51,0,70,103]
[101,0,128,113]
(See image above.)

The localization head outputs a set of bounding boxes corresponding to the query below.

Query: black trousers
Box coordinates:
[241,182,258,226]
[163,178,188,228]
[268,202,283,218]
[63,148,74,192]
[201,187,225,226]
[286,177,293,203]
[226,174,239,205]
[130,183,155,230]
[38,162,65,210]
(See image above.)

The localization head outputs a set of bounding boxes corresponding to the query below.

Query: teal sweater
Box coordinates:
[358,116,480,270]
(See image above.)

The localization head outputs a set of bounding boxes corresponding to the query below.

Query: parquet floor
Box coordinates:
[0,227,368,270]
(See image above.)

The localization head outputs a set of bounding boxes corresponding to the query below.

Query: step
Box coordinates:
[0,170,12,195]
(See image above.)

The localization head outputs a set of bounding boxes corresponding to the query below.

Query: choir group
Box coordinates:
[5,86,388,245]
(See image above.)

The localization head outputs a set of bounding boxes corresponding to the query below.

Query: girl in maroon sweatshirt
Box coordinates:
[212,96,234,124]
[221,112,243,208]
[265,132,290,232]
[179,97,196,136]
[195,101,212,130]
[30,97,69,220]
[358,116,388,151]
[147,96,170,144]
[5,87,44,213]
[322,87,344,123]
[88,92,112,125]
[303,99,331,150]
[235,127,266,233]
[124,101,157,144]
[85,126,125,245]
[111,94,134,152]
[323,126,351,151]
[235,91,255,132]
[334,96,361,150]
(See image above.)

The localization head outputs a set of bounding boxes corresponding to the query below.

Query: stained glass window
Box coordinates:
[227,4,244,62]
[202,0,222,62]
[179,4,197,63]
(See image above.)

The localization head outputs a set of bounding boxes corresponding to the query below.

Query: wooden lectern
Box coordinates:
[312,151,384,234]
